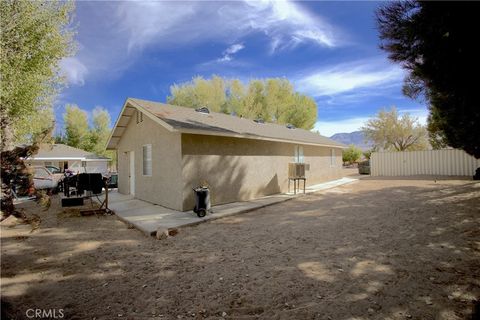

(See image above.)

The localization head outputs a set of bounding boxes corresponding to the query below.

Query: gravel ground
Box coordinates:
[1,178,479,320]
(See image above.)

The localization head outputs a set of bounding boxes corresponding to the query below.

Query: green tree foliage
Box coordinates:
[342,145,363,164]
[14,106,55,144]
[168,76,317,130]
[89,107,111,156]
[169,75,227,113]
[64,105,90,150]
[62,105,112,156]
[427,108,448,150]
[363,149,374,160]
[0,0,75,151]
[376,1,480,158]
[362,107,428,152]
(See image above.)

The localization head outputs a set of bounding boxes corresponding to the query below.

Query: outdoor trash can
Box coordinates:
[193,187,210,218]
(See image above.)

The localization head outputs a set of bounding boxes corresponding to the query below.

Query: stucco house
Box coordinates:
[107,98,346,211]
[26,144,110,174]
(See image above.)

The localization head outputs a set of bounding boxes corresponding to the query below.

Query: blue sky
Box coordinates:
[57,0,427,137]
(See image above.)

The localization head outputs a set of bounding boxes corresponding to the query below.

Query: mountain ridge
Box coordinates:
[329,131,373,150]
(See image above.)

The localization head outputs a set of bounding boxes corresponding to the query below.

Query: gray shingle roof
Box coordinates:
[107,98,346,149]
[32,144,109,160]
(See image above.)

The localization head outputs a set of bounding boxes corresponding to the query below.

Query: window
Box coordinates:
[81,161,87,168]
[330,149,336,166]
[294,145,304,163]
[143,144,152,176]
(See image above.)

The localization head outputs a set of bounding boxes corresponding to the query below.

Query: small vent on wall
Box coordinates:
[195,107,210,114]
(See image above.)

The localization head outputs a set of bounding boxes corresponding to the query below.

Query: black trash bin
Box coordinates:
[193,187,210,218]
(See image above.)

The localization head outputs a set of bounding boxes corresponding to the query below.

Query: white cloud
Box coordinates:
[69,0,343,84]
[243,0,338,52]
[296,59,404,97]
[218,43,245,62]
[59,57,88,86]
[114,0,339,51]
[116,2,196,52]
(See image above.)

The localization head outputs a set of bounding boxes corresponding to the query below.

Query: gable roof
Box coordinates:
[107,98,346,150]
[30,144,109,161]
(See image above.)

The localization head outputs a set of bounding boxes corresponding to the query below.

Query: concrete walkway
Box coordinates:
[104,177,358,237]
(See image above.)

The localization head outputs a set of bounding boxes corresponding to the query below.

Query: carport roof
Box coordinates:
[107,98,346,150]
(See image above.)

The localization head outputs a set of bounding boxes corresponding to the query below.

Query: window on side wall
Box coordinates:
[143,144,152,176]
[294,145,304,163]
[330,149,336,166]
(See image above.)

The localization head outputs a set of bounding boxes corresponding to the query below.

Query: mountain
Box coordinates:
[329,131,373,150]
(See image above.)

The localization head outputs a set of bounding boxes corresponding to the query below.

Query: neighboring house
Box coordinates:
[26,144,110,174]
[107,98,346,211]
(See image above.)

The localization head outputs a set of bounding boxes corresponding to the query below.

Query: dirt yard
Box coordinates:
[1,178,479,320]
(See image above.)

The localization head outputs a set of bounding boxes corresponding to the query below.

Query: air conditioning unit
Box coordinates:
[288,163,306,178]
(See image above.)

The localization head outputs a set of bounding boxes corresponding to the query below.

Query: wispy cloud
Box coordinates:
[69,0,343,85]
[296,58,404,97]
[115,0,340,52]
[59,57,88,86]
[242,0,339,52]
[218,43,245,62]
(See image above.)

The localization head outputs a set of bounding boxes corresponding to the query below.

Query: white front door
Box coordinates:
[129,151,135,196]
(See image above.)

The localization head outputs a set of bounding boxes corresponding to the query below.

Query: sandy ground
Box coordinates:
[1,178,479,320]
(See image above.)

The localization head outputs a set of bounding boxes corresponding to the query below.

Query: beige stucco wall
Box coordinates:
[181,134,344,210]
[116,112,183,210]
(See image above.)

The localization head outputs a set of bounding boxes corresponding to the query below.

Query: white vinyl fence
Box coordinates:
[371,149,480,177]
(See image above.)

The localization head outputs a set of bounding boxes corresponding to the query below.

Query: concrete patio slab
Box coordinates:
[103,176,358,237]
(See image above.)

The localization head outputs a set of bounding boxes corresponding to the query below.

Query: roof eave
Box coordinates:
[106,98,178,150]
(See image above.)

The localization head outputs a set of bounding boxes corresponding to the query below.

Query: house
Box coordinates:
[26,144,110,174]
[107,98,346,211]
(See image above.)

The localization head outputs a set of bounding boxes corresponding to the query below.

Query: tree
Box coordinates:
[168,75,227,113]
[362,107,428,151]
[89,107,111,156]
[363,149,373,160]
[167,76,318,129]
[426,108,448,150]
[0,0,75,151]
[225,79,245,115]
[61,105,112,156]
[342,145,363,165]
[64,105,90,150]
[14,106,55,144]
[376,1,480,158]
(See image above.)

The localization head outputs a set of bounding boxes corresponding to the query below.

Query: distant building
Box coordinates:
[26,144,110,174]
